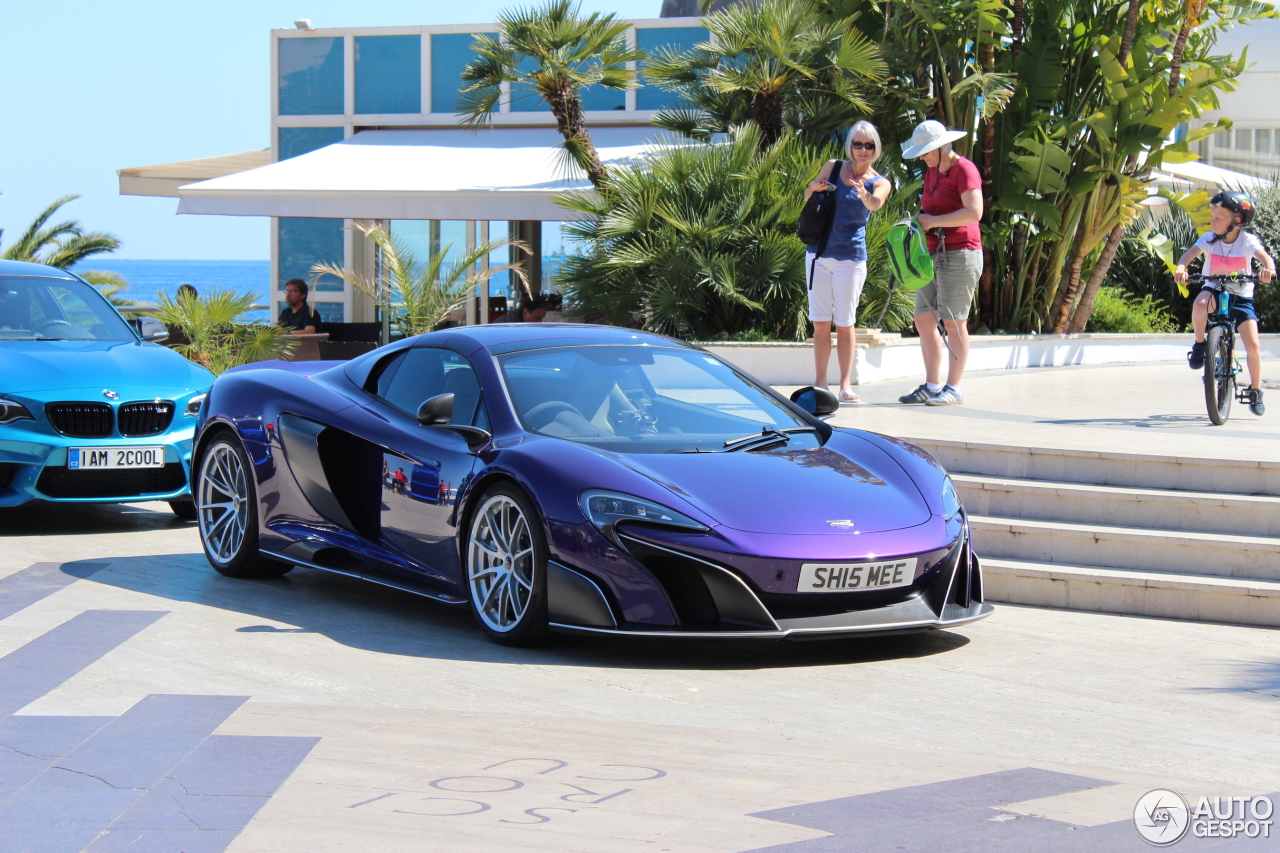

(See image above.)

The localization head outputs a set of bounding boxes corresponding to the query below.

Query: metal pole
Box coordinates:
[464,220,476,326]
[479,220,490,324]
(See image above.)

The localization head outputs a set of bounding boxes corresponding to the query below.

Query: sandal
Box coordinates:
[838,389,861,403]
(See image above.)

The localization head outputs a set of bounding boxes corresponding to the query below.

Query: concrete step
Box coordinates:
[955,474,1280,537]
[969,515,1280,580]
[982,557,1280,628]
[904,437,1280,496]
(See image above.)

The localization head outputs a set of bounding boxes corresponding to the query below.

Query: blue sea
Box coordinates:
[70,259,271,308]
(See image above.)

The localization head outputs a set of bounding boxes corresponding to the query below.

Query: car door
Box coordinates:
[365,346,487,585]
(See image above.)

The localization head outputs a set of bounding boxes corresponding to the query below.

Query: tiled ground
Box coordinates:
[3,362,1280,851]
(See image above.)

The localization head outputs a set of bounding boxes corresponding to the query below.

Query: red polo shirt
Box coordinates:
[922,155,983,253]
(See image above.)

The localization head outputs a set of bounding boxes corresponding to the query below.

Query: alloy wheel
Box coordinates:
[468,494,536,632]
[198,441,249,564]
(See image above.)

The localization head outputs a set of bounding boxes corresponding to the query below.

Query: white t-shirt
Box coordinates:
[1195,230,1265,297]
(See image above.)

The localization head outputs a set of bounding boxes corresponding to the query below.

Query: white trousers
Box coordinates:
[806,255,867,328]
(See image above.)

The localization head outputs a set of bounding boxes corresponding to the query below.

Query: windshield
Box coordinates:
[0,276,136,342]
[498,345,822,454]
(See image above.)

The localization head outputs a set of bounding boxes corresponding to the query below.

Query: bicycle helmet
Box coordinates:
[1210,190,1256,229]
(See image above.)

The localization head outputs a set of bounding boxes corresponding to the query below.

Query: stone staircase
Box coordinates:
[903,438,1280,628]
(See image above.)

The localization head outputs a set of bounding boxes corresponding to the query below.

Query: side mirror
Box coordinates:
[416,393,455,426]
[417,392,492,448]
[134,316,169,342]
[789,385,840,418]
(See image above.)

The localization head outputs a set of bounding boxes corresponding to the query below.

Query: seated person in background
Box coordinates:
[279,278,321,334]
[497,295,549,324]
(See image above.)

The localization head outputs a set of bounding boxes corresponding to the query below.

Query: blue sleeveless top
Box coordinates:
[808,171,882,263]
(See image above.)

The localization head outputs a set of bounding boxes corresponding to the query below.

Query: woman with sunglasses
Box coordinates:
[803,121,893,402]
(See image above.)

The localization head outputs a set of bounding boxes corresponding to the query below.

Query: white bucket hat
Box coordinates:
[901,120,968,159]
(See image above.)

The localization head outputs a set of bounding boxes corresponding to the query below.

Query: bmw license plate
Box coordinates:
[68,446,164,470]
[797,558,917,593]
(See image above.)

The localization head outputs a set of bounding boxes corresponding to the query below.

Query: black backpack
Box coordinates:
[797,160,842,248]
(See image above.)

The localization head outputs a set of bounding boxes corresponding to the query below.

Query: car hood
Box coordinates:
[605,432,932,535]
[0,340,213,398]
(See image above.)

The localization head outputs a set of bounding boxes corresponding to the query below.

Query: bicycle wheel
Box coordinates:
[1203,325,1234,425]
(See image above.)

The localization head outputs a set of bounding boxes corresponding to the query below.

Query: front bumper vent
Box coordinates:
[37,463,186,499]
[46,403,113,438]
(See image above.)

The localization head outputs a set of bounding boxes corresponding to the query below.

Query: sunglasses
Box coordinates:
[848,141,876,151]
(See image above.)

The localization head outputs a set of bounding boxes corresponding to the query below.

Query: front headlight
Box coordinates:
[942,476,963,519]
[579,489,708,542]
[185,393,207,417]
[0,398,34,425]
[942,476,965,538]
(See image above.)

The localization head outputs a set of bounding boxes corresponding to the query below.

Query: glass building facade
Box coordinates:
[272,19,706,324]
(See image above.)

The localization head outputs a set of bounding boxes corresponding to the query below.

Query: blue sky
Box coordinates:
[0,1,660,261]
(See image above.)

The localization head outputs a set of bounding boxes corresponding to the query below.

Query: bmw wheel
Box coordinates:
[197,432,290,578]
[466,483,550,646]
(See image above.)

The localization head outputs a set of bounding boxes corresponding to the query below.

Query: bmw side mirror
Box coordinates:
[416,393,455,426]
[790,386,840,419]
[134,316,169,342]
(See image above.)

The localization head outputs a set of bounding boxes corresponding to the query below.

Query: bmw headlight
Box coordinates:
[185,393,207,417]
[580,489,708,541]
[0,398,34,425]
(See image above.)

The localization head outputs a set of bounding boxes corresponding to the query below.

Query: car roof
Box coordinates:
[0,259,80,279]
[442,323,694,355]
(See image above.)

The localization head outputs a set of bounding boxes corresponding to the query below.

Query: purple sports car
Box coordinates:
[192,324,990,645]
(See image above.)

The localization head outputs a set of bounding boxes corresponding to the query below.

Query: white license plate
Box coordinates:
[68,446,164,470]
[797,558,917,593]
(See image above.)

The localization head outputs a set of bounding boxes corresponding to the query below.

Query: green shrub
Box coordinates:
[555,127,914,340]
[1246,175,1280,332]
[1084,286,1179,333]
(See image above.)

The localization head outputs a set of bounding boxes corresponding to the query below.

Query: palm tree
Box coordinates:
[457,0,645,190]
[643,0,886,151]
[1,194,128,299]
[154,289,296,376]
[311,223,526,338]
[556,126,913,340]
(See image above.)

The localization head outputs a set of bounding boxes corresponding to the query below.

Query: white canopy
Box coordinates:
[1147,159,1271,194]
[118,149,271,198]
[175,127,657,221]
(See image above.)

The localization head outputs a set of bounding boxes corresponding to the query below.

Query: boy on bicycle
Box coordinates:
[1175,190,1276,416]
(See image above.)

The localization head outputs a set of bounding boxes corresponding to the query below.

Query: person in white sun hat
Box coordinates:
[896,120,985,407]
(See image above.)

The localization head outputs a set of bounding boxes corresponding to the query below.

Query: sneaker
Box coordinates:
[1188,341,1206,370]
[898,383,934,404]
[1249,388,1265,416]
[925,385,965,406]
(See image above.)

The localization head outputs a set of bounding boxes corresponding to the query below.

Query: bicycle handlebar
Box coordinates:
[1189,273,1261,283]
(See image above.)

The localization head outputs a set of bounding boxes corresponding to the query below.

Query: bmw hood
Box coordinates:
[608,433,932,535]
[0,340,213,398]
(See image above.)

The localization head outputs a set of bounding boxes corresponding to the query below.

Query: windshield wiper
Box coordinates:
[723,426,817,453]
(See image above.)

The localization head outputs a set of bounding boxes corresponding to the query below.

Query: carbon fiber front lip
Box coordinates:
[549,600,994,639]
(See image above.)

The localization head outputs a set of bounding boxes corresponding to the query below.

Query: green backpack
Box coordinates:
[886,217,934,291]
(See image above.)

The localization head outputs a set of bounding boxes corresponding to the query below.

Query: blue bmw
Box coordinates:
[0,260,213,518]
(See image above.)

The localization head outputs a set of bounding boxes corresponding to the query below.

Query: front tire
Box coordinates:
[196,432,290,578]
[1204,325,1233,426]
[465,482,551,646]
[169,499,197,521]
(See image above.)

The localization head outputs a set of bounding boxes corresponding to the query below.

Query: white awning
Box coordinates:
[175,127,658,221]
[118,149,271,198]
[1147,160,1271,194]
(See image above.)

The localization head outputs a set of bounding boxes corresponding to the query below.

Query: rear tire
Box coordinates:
[464,482,551,647]
[1203,325,1233,426]
[196,432,290,578]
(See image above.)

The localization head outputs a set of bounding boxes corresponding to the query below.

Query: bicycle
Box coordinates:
[1192,273,1260,425]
